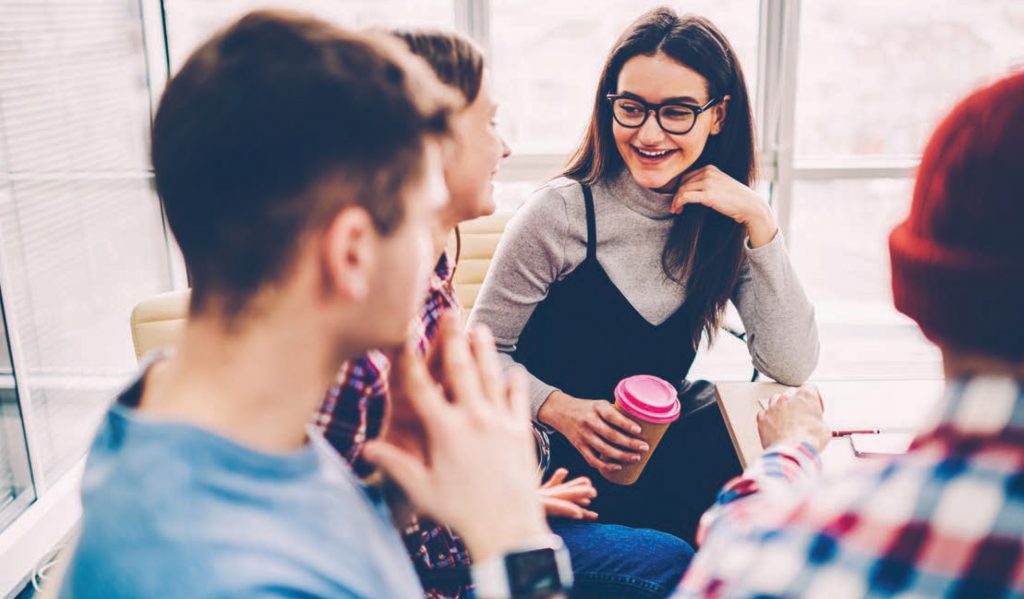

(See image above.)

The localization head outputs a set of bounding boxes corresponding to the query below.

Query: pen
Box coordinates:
[832,429,881,437]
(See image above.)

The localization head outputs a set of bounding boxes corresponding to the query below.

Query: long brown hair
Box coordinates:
[565,8,757,349]
[392,29,486,280]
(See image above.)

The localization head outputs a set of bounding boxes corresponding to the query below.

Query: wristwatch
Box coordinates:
[471,534,573,598]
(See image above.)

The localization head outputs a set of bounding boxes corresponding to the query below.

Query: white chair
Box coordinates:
[449,212,511,317]
[129,289,190,362]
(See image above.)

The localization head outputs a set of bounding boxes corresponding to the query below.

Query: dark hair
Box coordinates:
[565,8,757,349]
[390,29,487,275]
[392,29,484,105]
[152,11,456,320]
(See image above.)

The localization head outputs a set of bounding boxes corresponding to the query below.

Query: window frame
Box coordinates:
[0,0,174,593]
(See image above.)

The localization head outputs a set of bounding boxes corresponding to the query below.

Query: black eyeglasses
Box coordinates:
[606,94,721,135]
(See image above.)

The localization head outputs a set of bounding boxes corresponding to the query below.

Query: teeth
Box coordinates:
[636,148,671,158]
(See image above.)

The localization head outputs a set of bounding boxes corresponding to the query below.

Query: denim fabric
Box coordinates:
[551,519,693,599]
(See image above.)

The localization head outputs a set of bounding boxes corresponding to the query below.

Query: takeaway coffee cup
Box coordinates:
[603,374,681,485]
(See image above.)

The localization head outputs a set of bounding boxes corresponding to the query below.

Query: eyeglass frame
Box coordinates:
[605,93,722,135]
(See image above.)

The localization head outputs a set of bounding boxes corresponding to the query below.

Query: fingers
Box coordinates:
[579,445,623,474]
[671,189,709,214]
[757,385,831,452]
[542,467,568,488]
[586,421,647,456]
[595,402,643,436]
[795,385,823,415]
[445,319,530,423]
[806,384,825,413]
[592,404,648,454]
[588,433,643,464]
[538,471,597,502]
[468,325,504,406]
[391,341,448,436]
[505,366,531,423]
[676,164,714,186]
[586,419,646,456]
[363,441,432,512]
[672,165,720,208]
[541,496,598,520]
[436,313,486,410]
[563,475,594,490]
[540,496,577,518]
[545,483,597,504]
[766,386,822,414]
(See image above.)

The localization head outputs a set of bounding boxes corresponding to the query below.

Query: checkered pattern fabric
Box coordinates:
[673,375,1024,598]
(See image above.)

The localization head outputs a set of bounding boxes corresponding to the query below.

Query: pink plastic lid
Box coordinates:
[614,375,681,424]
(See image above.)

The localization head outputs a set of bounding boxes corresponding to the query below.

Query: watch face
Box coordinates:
[506,548,562,596]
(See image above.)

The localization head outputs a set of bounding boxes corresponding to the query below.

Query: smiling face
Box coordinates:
[442,72,511,225]
[612,52,727,190]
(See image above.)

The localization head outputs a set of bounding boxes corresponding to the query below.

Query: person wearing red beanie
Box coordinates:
[890,73,1024,361]
[669,71,1024,598]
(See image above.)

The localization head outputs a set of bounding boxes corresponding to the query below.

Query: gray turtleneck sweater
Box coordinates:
[468,169,820,418]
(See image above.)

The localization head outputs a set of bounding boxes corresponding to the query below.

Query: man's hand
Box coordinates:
[363,314,550,561]
[756,386,830,453]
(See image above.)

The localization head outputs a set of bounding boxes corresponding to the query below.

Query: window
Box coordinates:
[163,0,456,71]
[783,0,1024,380]
[161,0,1024,382]
[1,4,1019,543]
[489,0,759,156]
[796,0,1024,158]
[786,179,942,379]
[5,1,1017,593]
[0,0,174,503]
[0,308,32,533]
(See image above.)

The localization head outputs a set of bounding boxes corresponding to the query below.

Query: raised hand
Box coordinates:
[670,164,778,248]
[364,314,550,561]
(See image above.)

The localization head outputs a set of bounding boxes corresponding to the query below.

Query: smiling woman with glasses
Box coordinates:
[470,7,820,550]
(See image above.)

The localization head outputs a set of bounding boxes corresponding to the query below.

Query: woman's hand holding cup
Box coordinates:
[538,391,649,475]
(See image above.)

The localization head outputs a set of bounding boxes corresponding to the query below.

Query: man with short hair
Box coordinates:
[61,11,564,598]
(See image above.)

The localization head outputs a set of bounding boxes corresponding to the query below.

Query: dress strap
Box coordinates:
[581,184,597,259]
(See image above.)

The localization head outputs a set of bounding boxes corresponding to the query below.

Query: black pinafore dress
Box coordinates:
[513,184,740,544]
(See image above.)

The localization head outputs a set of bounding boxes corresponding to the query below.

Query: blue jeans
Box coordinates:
[551,519,693,599]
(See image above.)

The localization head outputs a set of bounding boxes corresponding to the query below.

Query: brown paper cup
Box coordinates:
[600,403,672,485]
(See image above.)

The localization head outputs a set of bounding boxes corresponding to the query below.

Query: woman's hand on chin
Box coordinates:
[670,165,778,248]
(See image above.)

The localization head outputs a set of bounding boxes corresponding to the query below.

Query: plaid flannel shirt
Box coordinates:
[673,375,1024,598]
[313,252,472,599]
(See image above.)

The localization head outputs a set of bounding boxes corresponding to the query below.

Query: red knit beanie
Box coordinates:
[889,71,1024,359]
